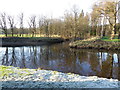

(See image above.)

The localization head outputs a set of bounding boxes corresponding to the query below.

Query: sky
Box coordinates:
[0,0,98,27]
[0,0,97,18]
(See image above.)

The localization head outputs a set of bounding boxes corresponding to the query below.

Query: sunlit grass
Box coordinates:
[101,36,120,42]
[102,39,120,42]
[0,34,61,38]
[101,36,119,39]
[0,34,5,37]
[0,65,35,79]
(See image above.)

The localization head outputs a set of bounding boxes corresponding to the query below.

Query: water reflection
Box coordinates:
[0,43,119,80]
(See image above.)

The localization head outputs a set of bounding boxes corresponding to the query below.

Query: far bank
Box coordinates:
[0,37,64,47]
[69,37,120,50]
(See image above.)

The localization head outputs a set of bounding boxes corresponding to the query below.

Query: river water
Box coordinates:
[0,42,119,80]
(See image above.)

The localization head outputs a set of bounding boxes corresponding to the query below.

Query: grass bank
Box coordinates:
[69,36,120,50]
[0,37,64,47]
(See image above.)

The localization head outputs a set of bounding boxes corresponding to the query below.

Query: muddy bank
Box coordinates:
[0,37,64,47]
[69,40,120,50]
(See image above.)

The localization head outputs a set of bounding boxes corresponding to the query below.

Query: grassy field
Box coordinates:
[102,39,120,42]
[0,34,61,38]
[100,36,120,42]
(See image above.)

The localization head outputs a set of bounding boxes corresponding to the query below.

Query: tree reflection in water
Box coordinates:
[0,43,119,80]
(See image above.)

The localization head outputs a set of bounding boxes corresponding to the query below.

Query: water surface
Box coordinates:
[0,43,119,80]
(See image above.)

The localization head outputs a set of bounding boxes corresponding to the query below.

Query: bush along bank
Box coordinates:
[69,39,120,50]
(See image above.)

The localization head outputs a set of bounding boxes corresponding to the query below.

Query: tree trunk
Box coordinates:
[118,54,120,81]
[5,31,7,37]
[118,29,120,39]
[101,24,104,38]
[32,32,34,37]
[110,25,115,40]
[3,29,8,37]
[11,28,14,37]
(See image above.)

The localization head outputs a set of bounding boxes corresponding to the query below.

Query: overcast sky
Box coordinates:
[0,0,99,27]
[0,0,98,18]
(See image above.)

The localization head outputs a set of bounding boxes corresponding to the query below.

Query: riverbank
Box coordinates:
[0,37,64,47]
[0,65,119,88]
[69,37,120,50]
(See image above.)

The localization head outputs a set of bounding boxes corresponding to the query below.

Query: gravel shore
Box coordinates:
[0,65,119,88]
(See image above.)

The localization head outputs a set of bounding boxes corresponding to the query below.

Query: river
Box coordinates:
[0,42,119,80]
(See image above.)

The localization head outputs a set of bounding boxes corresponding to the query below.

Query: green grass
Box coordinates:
[0,65,15,79]
[0,34,42,37]
[101,36,110,40]
[100,36,120,42]
[101,36,118,39]
[0,34,61,38]
[102,39,120,42]
[0,65,36,79]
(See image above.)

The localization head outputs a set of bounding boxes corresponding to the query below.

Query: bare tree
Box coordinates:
[38,16,44,36]
[18,13,24,37]
[100,15,107,37]
[0,13,8,37]
[8,15,16,37]
[72,5,79,40]
[44,18,50,37]
[28,15,36,37]
[90,4,101,36]
[28,21,32,36]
